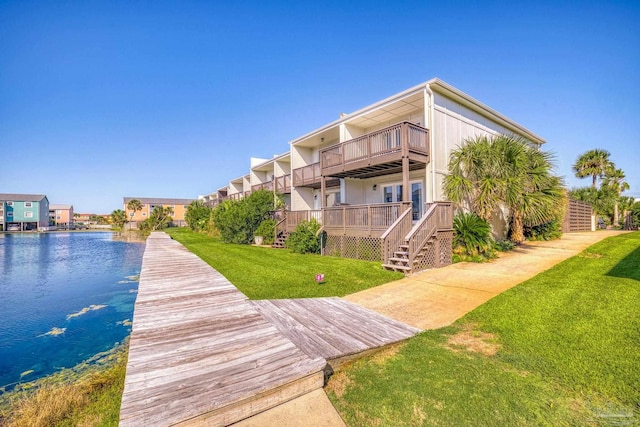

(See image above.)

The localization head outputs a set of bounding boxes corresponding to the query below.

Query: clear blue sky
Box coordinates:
[1,1,638,213]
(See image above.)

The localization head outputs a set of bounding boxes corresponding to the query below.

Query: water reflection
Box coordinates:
[0,232,144,391]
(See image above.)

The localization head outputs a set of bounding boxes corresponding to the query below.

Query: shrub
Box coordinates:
[255,219,276,245]
[524,220,562,241]
[494,239,515,252]
[212,190,278,244]
[452,212,495,260]
[286,219,322,254]
[185,200,213,232]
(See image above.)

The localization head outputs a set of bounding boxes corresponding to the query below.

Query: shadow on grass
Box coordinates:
[606,245,640,282]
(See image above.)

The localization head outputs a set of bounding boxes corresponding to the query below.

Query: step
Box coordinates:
[382,263,412,271]
[393,251,409,258]
[387,257,414,265]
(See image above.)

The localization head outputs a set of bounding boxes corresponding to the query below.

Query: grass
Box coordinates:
[166,228,403,299]
[0,344,128,427]
[327,232,640,426]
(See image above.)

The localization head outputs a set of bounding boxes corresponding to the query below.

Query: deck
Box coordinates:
[252,298,419,361]
[120,232,420,426]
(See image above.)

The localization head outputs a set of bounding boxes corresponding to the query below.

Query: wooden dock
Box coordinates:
[119,233,326,426]
[120,232,420,426]
[251,298,419,362]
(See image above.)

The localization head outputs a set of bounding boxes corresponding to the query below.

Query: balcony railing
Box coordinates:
[320,122,429,179]
[275,174,291,193]
[251,181,274,192]
[322,202,410,238]
[292,163,321,187]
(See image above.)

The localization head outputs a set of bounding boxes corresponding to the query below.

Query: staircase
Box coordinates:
[272,230,289,248]
[272,216,289,248]
[382,202,453,274]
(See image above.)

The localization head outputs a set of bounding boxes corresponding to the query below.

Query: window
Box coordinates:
[56,210,61,214]
[56,216,61,220]
[25,202,33,207]
[6,201,13,207]
[142,212,147,216]
[183,205,188,209]
[24,211,33,218]
[7,211,13,217]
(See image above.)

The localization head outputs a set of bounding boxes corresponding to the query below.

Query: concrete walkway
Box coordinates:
[344,230,626,330]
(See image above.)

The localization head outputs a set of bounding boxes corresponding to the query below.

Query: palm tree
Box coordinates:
[444,135,565,244]
[126,199,143,229]
[572,149,611,188]
[111,209,127,230]
[602,167,630,226]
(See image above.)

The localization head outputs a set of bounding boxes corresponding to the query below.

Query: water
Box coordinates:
[0,232,144,391]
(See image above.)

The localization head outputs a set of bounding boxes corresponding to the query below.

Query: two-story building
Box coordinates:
[0,194,50,231]
[123,197,195,227]
[205,78,545,273]
[49,204,74,229]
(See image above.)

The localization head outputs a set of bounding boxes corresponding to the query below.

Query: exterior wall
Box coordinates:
[50,206,74,226]
[429,92,511,202]
[126,202,190,222]
[1,196,49,229]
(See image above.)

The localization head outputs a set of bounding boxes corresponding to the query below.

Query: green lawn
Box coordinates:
[327,232,640,426]
[166,228,403,299]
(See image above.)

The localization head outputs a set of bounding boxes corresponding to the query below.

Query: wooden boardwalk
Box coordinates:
[120,232,420,426]
[251,298,420,361]
[119,233,326,427]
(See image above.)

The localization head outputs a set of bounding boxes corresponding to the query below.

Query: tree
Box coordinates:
[444,135,565,244]
[111,209,127,230]
[185,200,212,232]
[126,199,143,227]
[139,206,174,232]
[572,149,611,188]
[602,167,630,226]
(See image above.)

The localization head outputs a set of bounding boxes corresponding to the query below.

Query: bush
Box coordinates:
[185,200,212,232]
[212,190,278,244]
[255,219,276,245]
[494,239,515,252]
[524,220,562,241]
[452,212,495,260]
[286,219,322,254]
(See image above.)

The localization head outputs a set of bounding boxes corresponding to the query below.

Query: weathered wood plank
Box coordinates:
[251,297,420,361]
[119,232,325,427]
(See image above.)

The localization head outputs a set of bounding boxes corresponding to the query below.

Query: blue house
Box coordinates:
[0,194,50,231]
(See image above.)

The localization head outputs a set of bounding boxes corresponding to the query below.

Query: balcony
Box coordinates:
[320,122,429,179]
[322,202,410,238]
[275,174,291,194]
[251,181,274,192]
[292,163,340,189]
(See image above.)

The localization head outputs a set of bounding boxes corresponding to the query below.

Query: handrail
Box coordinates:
[274,216,287,243]
[381,204,413,262]
[404,202,453,268]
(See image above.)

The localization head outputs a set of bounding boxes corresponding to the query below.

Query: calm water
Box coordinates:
[0,232,144,391]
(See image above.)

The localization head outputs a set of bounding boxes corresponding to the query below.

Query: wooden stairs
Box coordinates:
[272,230,289,248]
[382,239,435,273]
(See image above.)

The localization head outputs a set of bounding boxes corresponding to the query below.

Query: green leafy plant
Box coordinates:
[494,239,515,252]
[286,219,322,254]
[185,200,213,232]
[524,219,562,241]
[452,212,495,260]
[212,190,278,244]
[254,219,276,245]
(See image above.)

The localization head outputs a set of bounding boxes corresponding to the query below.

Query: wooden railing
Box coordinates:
[275,174,291,193]
[381,203,413,262]
[322,203,407,237]
[320,122,429,173]
[251,181,274,192]
[292,163,321,187]
[405,202,453,267]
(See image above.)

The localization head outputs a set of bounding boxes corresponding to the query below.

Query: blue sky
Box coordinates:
[1,1,638,213]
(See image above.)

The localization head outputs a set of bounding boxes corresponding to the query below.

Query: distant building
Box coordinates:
[0,194,50,231]
[123,197,194,227]
[49,204,74,228]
